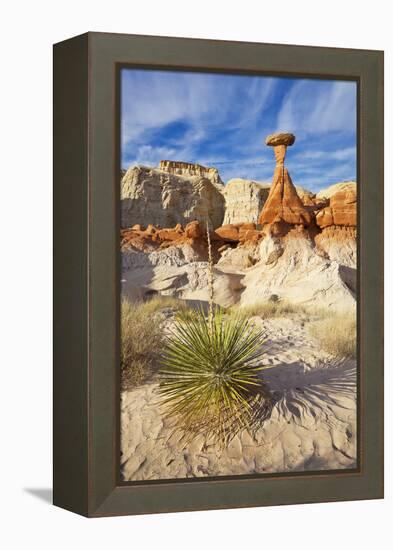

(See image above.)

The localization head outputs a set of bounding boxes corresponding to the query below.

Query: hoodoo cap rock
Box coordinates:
[265,132,296,147]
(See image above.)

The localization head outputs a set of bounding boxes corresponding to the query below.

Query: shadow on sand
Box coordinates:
[261,359,356,422]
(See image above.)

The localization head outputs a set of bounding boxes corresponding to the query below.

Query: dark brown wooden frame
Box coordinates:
[53,32,384,517]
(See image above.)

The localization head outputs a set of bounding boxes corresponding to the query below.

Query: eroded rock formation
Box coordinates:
[120,137,358,311]
[121,221,206,253]
[121,221,263,253]
[315,226,357,268]
[121,220,244,307]
[258,133,313,226]
[316,181,356,201]
[316,188,357,228]
[214,223,263,245]
[121,165,225,229]
[238,225,356,310]
[223,178,270,224]
[159,160,224,188]
[313,185,357,268]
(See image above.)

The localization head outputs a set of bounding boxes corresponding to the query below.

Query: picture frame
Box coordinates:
[53,32,384,517]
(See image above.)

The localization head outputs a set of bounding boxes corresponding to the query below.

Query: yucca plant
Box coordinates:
[157,221,270,445]
[158,307,270,445]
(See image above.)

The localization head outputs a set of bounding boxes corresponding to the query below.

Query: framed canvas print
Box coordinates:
[53,32,384,517]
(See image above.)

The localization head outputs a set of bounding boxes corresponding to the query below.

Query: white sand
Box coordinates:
[121,316,357,481]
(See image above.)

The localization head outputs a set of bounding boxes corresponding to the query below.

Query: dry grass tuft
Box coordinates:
[136,295,187,316]
[229,299,308,319]
[121,296,187,389]
[308,310,356,358]
[229,299,356,359]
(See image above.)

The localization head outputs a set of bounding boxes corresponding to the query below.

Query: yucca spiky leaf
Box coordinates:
[157,307,271,445]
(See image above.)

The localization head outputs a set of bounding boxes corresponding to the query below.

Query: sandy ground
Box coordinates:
[121,316,357,481]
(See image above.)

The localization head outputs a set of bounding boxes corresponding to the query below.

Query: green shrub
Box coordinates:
[157,307,270,445]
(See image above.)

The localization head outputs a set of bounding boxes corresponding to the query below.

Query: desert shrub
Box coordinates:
[230,299,308,319]
[121,298,164,389]
[157,307,271,445]
[121,295,192,389]
[308,310,356,358]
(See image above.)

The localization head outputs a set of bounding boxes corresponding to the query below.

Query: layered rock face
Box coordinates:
[316,187,356,228]
[315,226,356,268]
[258,133,313,226]
[295,186,327,211]
[158,160,224,188]
[316,181,356,200]
[239,226,356,311]
[259,167,313,225]
[121,220,244,307]
[223,179,270,224]
[121,165,225,229]
[314,185,357,268]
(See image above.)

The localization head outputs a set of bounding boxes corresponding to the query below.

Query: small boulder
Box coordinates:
[265,132,296,147]
[214,224,240,242]
[184,220,203,239]
[157,227,184,241]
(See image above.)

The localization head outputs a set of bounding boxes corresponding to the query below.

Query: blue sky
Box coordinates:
[121,69,357,192]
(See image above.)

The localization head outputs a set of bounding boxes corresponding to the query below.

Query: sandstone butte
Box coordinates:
[258,132,313,226]
[121,164,225,230]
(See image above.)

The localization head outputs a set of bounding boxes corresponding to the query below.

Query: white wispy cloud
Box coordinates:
[295,146,356,162]
[126,145,178,166]
[276,80,356,135]
[121,69,276,152]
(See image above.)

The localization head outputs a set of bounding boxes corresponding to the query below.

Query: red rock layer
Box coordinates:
[121,222,191,251]
[121,221,264,252]
[214,223,263,244]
